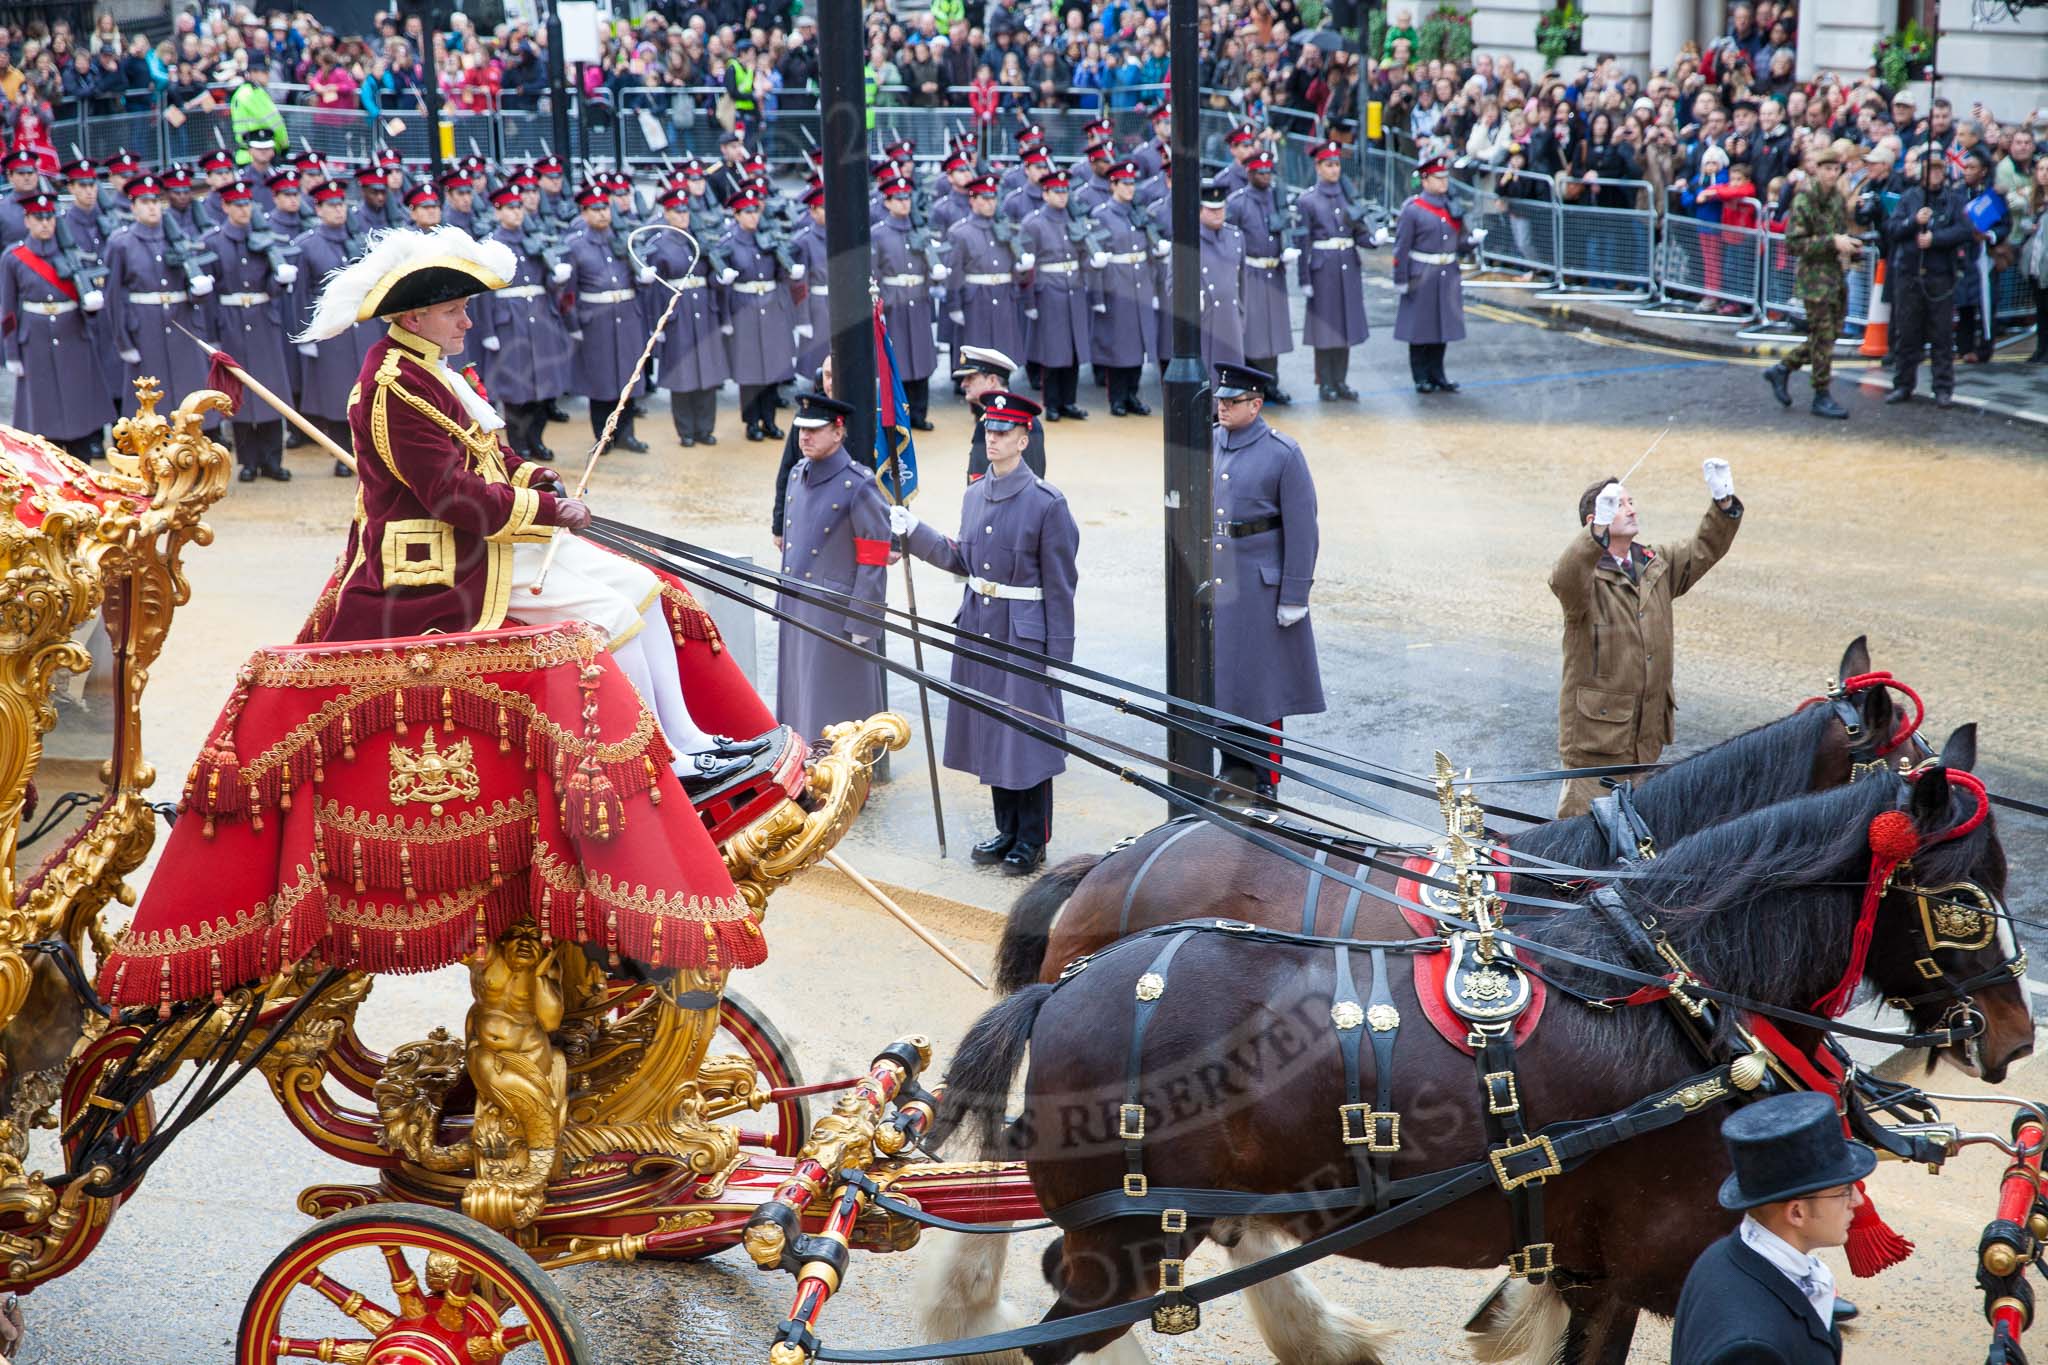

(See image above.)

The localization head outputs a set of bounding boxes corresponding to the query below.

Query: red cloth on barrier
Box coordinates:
[100,616,772,1011]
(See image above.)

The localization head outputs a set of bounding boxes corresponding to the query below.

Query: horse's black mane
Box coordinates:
[1509,702,1837,876]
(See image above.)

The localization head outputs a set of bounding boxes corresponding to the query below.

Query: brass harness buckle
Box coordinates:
[1490,1134,1563,1192]
[1508,1242,1556,1279]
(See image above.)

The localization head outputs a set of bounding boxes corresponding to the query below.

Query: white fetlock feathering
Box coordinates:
[1467,1276,1570,1365]
[1231,1220,1397,1365]
[914,1230,1032,1365]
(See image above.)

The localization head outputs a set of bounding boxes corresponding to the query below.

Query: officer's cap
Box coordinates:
[1200,179,1228,206]
[793,394,854,428]
[1213,363,1273,399]
[979,391,1042,431]
[951,345,1016,382]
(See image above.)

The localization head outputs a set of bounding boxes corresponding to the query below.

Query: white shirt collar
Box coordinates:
[1739,1213,1835,1328]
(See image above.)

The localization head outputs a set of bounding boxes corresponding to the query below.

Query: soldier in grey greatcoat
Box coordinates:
[1392,156,1478,394]
[956,346,1046,481]
[350,164,407,234]
[1129,105,1172,178]
[440,171,477,235]
[875,176,939,429]
[1072,142,1117,216]
[718,185,801,443]
[648,187,730,448]
[1209,364,1323,800]
[59,160,119,436]
[1021,171,1090,421]
[565,185,654,451]
[535,155,578,230]
[928,153,975,375]
[1226,151,1298,404]
[1296,141,1373,401]
[1001,148,1049,223]
[775,393,891,742]
[792,185,831,380]
[102,174,215,420]
[0,191,109,460]
[1199,180,1248,375]
[290,182,379,474]
[1085,162,1167,416]
[479,184,576,463]
[202,182,298,482]
[0,150,41,246]
[890,391,1079,876]
[943,175,1029,378]
[1211,124,1260,196]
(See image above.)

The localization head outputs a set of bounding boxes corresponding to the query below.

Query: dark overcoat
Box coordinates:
[0,237,109,440]
[1226,183,1294,359]
[645,227,728,394]
[775,445,891,741]
[1084,198,1159,367]
[1021,204,1089,370]
[943,211,1027,362]
[200,220,294,423]
[1391,191,1473,345]
[566,226,649,401]
[101,221,212,418]
[1295,180,1370,348]
[792,216,831,378]
[1199,220,1247,373]
[1213,416,1323,721]
[1669,1233,1841,1365]
[478,227,575,404]
[904,462,1078,789]
[874,214,939,381]
[718,226,797,387]
[290,223,381,421]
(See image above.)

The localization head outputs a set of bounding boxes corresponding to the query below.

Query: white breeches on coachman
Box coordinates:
[511,534,719,767]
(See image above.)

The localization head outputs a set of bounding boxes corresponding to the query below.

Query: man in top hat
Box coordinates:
[718,184,801,443]
[1296,141,1371,401]
[203,180,298,482]
[102,172,214,418]
[297,225,758,785]
[1,189,110,462]
[1021,169,1090,422]
[477,182,575,465]
[791,183,831,380]
[648,185,730,449]
[1227,150,1297,405]
[890,391,1078,875]
[1087,160,1164,417]
[0,149,41,247]
[405,183,443,231]
[956,346,1047,480]
[1761,143,1861,420]
[440,170,477,235]
[1198,179,1248,376]
[564,183,655,452]
[1392,155,1478,395]
[1881,145,1972,410]
[774,392,891,743]
[1212,123,1262,197]
[1209,363,1322,799]
[1669,1093,1871,1364]
[291,179,379,474]
[875,174,939,433]
[943,173,1030,377]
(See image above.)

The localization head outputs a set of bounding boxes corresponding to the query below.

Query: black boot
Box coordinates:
[1001,843,1046,876]
[1763,362,1792,407]
[970,832,1016,865]
[1810,386,1848,420]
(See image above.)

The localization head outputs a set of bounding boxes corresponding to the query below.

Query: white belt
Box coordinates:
[219,291,271,306]
[1311,237,1355,251]
[584,288,636,304]
[499,284,544,299]
[21,299,76,316]
[678,276,706,290]
[964,272,1013,286]
[1108,251,1146,265]
[733,280,777,295]
[967,576,1043,601]
[1409,251,1457,265]
[1038,260,1078,274]
[129,290,188,305]
[880,274,926,287]
[1245,255,1280,269]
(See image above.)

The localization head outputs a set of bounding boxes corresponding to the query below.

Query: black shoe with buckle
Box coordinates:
[1001,843,1046,876]
[705,733,775,758]
[971,832,1016,865]
[681,751,753,791]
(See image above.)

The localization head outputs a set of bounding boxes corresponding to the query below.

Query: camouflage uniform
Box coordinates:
[1780,183,1851,389]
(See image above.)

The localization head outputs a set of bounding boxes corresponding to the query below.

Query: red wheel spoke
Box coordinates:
[498,1322,535,1349]
[269,1335,374,1362]
[378,1243,427,1318]
[301,1268,396,1333]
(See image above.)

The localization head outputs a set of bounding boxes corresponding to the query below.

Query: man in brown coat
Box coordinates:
[1550,459,1742,817]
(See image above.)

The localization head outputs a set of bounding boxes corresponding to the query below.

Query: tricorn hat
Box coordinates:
[1717,1093,1876,1211]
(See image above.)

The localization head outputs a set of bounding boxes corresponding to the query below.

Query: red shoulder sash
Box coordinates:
[9,243,78,302]
[1411,197,1464,233]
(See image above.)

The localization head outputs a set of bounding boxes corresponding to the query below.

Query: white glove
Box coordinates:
[1372,226,1395,247]
[1092,302,1106,313]
[1016,253,1035,271]
[81,288,104,312]
[789,263,806,280]
[1469,228,1488,248]
[795,323,814,339]
[119,348,142,364]
[720,323,734,335]
[1703,458,1734,502]
[274,262,298,285]
[718,267,739,285]
[1024,308,1039,319]
[188,273,214,296]
[1593,482,1622,528]
[948,310,964,325]
[3,360,21,377]
[637,265,658,284]
[930,263,950,281]
[482,335,500,351]
[1089,252,1109,269]
[1151,239,1170,258]
[1277,603,1308,628]
[571,329,585,340]
[1280,246,1300,263]
[553,261,574,284]
[296,342,317,357]
[888,504,917,537]
[850,634,874,647]
[1303,283,1315,298]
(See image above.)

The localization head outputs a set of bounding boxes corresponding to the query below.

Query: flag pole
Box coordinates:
[874,295,948,858]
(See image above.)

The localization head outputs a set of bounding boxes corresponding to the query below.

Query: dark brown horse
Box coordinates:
[926,738,2031,1365]
[994,639,1903,998]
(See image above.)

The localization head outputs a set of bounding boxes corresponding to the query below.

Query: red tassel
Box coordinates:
[1845,1187,1913,1277]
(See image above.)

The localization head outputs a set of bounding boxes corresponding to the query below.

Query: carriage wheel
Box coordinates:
[715,988,810,1157]
[236,1203,592,1365]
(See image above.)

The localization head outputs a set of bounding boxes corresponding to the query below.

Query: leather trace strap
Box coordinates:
[1301,845,1332,934]
[1119,929,1201,1334]
[1116,819,1201,936]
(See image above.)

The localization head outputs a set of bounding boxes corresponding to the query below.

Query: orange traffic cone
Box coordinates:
[1859,259,1891,358]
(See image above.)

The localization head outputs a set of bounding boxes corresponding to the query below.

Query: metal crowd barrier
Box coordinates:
[1655,214,1765,319]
